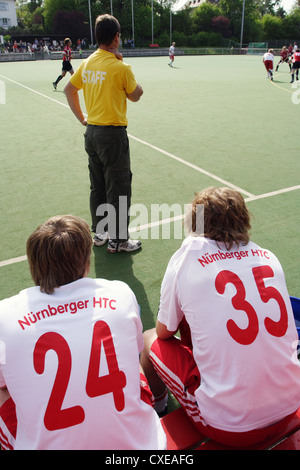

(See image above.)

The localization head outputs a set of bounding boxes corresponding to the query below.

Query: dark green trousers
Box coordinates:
[84,125,132,241]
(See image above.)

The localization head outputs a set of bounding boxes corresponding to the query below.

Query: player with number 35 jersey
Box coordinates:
[141,187,300,448]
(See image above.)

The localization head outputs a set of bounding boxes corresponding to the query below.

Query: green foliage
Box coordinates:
[43,0,76,31]
[192,2,222,32]
[10,0,300,47]
[16,0,45,32]
[282,8,300,38]
[258,13,283,39]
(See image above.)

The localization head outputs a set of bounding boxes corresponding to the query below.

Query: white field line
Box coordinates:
[127,134,255,198]
[0,75,299,268]
[1,185,299,268]
[0,74,254,197]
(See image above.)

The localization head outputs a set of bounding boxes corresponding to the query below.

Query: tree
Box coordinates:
[43,0,76,32]
[173,8,193,36]
[260,13,283,39]
[53,10,88,39]
[219,0,257,39]
[282,7,300,38]
[133,3,153,46]
[253,0,281,16]
[211,15,231,37]
[15,0,44,32]
[192,2,222,32]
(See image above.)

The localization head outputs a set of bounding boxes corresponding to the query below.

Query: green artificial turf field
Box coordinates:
[0,54,299,334]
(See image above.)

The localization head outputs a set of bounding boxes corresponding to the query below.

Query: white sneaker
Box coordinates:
[93,232,109,246]
[107,239,142,253]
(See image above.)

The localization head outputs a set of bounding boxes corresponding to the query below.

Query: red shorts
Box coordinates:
[264,60,273,71]
[0,397,17,450]
[0,374,153,450]
[150,336,297,448]
[140,372,155,407]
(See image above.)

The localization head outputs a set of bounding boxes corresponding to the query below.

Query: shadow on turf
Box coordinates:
[92,245,156,329]
[93,245,180,414]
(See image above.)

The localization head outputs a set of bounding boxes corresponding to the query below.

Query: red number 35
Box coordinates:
[215,265,288,345]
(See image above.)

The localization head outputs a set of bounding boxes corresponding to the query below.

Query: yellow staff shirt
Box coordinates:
[70,49,138,126]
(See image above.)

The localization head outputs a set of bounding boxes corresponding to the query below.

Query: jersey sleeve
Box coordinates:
[0,340,6,388]
[69,60,85,90]
[131,289,144,354]
[157,257,184,332]
[122,64,138,95]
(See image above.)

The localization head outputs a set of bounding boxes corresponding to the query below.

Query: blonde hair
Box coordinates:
[185,187,251,250]
[27,215,92,294]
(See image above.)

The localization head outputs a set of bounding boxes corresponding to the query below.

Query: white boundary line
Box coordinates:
[1,185,299,268]
[0,74,299,268]
[0,74,71,109]
[0,255,28,268]
[245,185,300,202]
[128,134,255,198]
[0,74,254,198]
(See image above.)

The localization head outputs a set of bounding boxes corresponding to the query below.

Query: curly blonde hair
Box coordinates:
[185,187,251,250]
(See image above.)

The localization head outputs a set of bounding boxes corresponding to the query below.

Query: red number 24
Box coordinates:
[33,320,126,431]
[215,265,288,345]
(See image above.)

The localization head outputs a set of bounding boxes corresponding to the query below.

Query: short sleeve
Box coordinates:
[0,339,6,388]
[69,60,85,89]
[122,64,138,95]
[157,257,184,332]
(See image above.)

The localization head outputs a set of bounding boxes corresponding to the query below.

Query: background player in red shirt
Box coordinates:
[291,48,300,83]
[53,38,74,90]
[275,46,291,72]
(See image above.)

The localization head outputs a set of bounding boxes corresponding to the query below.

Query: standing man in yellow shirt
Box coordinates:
[64,14,143,253]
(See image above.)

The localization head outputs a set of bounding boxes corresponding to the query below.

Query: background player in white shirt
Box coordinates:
[263,49,274,80]
[0,215,166,450]
[168,42,175,67]
[141,187,300,448]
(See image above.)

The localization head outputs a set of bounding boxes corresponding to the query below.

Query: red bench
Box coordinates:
[160,406,300,450]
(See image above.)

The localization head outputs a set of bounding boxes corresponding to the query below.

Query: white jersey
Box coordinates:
[263,52,273,62]
[169,45,175,56]
[0,277,166,450]
[158,236,300,432]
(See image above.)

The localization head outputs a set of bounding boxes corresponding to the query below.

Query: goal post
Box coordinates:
[247,42,268,55]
